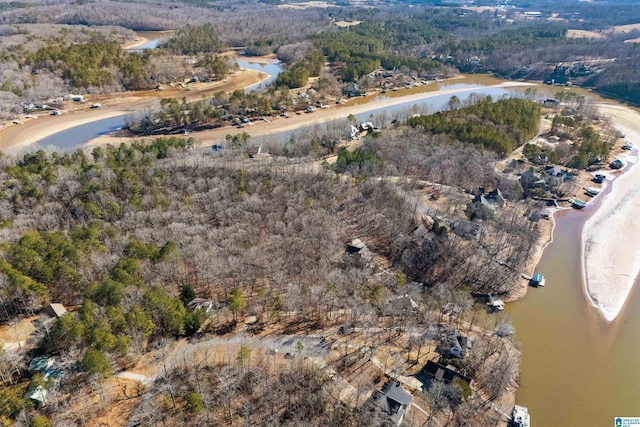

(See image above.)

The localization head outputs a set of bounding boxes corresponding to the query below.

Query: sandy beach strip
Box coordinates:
[121,36,149,50]
[582,104,640,321]
[0,109,129,153]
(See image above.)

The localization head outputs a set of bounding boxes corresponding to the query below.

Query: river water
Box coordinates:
[28,39,640,422]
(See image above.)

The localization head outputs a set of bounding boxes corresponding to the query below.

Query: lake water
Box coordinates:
[507,206,640,425]
[237,60,283,92]
[278,82,515,141]
[125,31,172,51]
[32,116,126,152]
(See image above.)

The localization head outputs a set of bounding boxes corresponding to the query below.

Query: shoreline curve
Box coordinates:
[581,104,640,321]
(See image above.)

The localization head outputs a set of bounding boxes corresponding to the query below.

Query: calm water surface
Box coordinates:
[508,206,640,425]
[238,61,283,92]
[33,116,125,151]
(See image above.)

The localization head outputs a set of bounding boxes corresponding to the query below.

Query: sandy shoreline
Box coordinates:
[581,104,640,321]
[0,109,130,152]
[86,81,536,148]
[0,64,269,153]
[121,30,175,50]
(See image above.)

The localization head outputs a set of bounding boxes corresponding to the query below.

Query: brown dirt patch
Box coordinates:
[335,20,361,28]
[0,316,37,344]
[608,23,640,34]
[275,1,334,9]
[567,29,605,39]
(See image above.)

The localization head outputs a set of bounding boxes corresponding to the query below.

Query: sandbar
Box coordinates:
[582,104,640,321]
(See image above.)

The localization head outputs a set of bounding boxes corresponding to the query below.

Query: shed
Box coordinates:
[346,238,366,254]
[42,303,67,319]
[449,220,482,240]
[187,298,217,312]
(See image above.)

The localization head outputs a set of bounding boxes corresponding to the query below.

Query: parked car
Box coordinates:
[284,352,295,360]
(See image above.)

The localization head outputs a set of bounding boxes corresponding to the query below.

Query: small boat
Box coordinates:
[570,198,587,209]
[585,187,601,196]
[512,405,530,427]
[531,273,545,287]
[487,293,505,311]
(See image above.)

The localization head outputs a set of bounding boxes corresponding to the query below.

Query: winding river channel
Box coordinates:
[24,36,640,424]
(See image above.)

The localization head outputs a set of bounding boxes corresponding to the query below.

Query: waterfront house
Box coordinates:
[472,188,506,211]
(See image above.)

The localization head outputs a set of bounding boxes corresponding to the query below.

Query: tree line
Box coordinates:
[407,97,541,157]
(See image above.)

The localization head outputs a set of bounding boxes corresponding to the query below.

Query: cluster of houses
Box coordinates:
[369,335,474,425]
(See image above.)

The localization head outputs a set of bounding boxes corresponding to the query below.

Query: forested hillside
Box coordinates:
[0,129,531,424]
[407,97,541,156]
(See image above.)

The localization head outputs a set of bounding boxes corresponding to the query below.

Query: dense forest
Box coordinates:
[26,41,152,91]
[407,97,541,157]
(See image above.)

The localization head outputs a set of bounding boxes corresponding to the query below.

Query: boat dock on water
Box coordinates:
[487,293,505,311]
[530,273,545,287]
[570,198,587,209]
[585,187,601,196]
[512,405,530,427]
